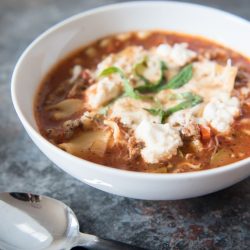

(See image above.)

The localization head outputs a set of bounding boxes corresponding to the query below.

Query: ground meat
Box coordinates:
[181,123,200,138]
[68,69,94,98]
[63,119,81,139]
[235,69,250,87]
[127,136,143,159]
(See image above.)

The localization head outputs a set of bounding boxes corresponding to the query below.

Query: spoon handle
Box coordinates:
[74,233,148,250]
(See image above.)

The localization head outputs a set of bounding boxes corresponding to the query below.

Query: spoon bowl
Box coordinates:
[0,192,145,250]
[0,192,79,250]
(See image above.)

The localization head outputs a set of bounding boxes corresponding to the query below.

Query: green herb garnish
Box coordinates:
[99,66,141,99]
[165,91,196,101]
[161,64,193,90]
[145,92,203,123]
[133,56,151,85]
[136,63,193,93]
[145,108,166,123]
[134,57,167,86]
[135,61,167,93]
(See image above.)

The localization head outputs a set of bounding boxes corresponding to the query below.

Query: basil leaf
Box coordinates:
[136,63,193,94]
[133,56,151,85]
[145,92,203,123]
[135,61,167,93]
[144,108,166,123]
[165,93,203,117]
[99,66,124,77]
[125,79,141,99]
[99,66,141,99]
[162,64,193,90]
[166,91,195,101]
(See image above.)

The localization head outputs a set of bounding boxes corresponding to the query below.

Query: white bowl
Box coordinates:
[11,1,250,200]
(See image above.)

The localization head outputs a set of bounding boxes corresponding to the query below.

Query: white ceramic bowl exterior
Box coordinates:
[12,1,250,200]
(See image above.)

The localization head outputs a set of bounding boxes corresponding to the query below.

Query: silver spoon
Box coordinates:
[0,192,147,250]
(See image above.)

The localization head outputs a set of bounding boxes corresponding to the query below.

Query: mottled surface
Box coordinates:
[0,0,249,249]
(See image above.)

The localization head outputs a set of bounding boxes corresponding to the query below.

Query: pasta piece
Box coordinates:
[104,120,121,144]
[183,60,238,102]
[178,162,201,170]
[46,99,83,120]
[145,166,168,173]
[80,111,96,129]
[59,130,111,157]
[210,148,232,166]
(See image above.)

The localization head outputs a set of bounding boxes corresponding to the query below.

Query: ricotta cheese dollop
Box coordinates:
[86,74,123,109]
[156,43,197,68]
[110,97,160,128]
[168,108,200,137]
[203,94,240,134]
[135,120,182,164]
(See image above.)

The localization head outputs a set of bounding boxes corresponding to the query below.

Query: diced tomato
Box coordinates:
[199,125,211,141]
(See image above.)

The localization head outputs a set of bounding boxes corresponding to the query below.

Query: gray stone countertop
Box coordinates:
[0,0,249,249]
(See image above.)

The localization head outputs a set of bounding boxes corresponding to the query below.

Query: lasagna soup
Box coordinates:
[35,31,250,173]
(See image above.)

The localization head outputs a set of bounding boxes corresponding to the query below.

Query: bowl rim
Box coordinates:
[11,0,250,179]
